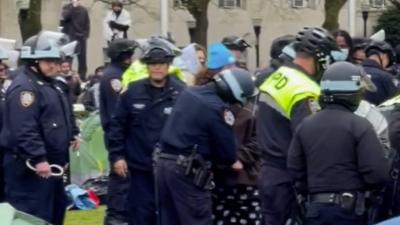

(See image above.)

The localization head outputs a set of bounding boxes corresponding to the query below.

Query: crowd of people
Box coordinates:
[2,1,400,225]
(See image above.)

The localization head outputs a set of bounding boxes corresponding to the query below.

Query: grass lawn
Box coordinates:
[65,206,105,225]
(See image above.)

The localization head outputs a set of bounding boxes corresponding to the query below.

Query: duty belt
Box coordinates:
[309,192,366,215]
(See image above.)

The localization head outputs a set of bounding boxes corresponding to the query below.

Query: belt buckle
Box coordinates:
[341,192,355,210]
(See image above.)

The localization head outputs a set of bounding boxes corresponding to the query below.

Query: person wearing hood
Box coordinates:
[103,0,131,45]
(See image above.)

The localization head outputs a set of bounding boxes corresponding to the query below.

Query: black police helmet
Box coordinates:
[270,35,296,60]
[213,68,257,105]
[107,39,138,60]
[320,61,375,111]
[140,45,175,65]
[222,36,251,52]
[365,40,396,66]
[294,27,338,59]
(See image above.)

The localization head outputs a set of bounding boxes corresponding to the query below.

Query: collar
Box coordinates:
[24,66,54,85]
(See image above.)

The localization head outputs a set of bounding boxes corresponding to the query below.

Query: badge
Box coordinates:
[20,91,35,107]
[133,103,146,109]
[308,98,321,114]
[223,109,235,126]
[163,107,172,115]
[110,79,122,92]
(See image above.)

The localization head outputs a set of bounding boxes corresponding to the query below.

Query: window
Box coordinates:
[218,0,245,9]
[370,0,385,8]
[291,0,307,8]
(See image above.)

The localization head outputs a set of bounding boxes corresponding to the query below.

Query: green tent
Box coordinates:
[0,203,50,225]
[69,112,109,185]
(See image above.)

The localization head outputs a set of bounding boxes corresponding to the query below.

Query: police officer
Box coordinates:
[222,35,251,69]
[254,35,295,87]
[287,62,389,225]
[0,31,73,225]
[256,27,338,225]
[363,40,398,105]
[108,42,184,225]
[99,38,138,225]
[0,46,9,202]
[154,68,257,225]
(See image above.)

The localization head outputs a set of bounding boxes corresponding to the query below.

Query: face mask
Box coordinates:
[331,50,347,62]
[341,48,349,59]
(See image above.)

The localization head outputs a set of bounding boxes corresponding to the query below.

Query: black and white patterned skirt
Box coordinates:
[212,184,262,225]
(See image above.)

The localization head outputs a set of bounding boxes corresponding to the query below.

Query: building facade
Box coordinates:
[0,0,387,71]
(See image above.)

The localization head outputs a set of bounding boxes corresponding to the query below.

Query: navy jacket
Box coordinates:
[1,66,73,165]
[108,76,185,170]
[363,59,398,105]
[99,63,124,147]
[288,104,389,193]
[160,84,237,166]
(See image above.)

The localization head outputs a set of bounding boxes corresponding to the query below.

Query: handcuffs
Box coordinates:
[25,159,64,177]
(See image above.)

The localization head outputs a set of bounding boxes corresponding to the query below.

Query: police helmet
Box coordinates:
[352,37,370,51]
[0,47,8,60]
[365,40,396,66]
[320,61,375,111]
[60,40,78,59]
[140,42,175,65]
[294,27,338,59]
[148,36,181,56]
[20,31,68,60]
[270,35,296,60]
[213,68,257,105]
[107,39,138,60]
[222,36,251,52]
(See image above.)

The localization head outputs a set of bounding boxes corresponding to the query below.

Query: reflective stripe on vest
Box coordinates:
[259,66,320,119]
[121,60,186,87]
[380,94,400,107]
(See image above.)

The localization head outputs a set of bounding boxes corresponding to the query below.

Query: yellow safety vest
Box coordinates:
[259,66,320,119]
[121,60,186,87]
[380,94,400,107]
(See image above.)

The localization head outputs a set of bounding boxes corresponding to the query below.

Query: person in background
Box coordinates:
[222,35,251,69]
[60,0,90,81]
[195,42,235,85]
[103,0,131,45]
[59,58,82,103]
[81,66,105,112]
[363,40,398,105]
[351,38,370,65]
[195,43,207,69]
[333,29,353,62]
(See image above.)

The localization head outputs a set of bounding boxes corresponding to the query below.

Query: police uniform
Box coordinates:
[256,62,320,225]
[1,66,72,225]
[155,84,237,225]
[287,104,389,225]
[99,62,130,224]
[108,75,185,225]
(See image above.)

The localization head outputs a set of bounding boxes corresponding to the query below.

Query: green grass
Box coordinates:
[64,206,105,225]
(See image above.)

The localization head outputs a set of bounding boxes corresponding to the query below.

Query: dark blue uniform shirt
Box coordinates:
[108,76,185,170]
[159,84,237,166]
[99,63,124,147]
[1,66,73,165]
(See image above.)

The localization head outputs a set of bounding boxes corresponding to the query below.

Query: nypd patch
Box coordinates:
[20,91,35,107]
[110,79,122,92]
[223,109,235,126]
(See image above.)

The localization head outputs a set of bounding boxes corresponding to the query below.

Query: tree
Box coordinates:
[178,0,211,47]
[19,0,42,42]
[376,2,400,47]
[322,0,348,31]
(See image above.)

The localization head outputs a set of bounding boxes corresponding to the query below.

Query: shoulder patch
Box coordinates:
[223,109,235,126]
[20,91,35,107]
[110,79,122,93]
[308,98,321,114]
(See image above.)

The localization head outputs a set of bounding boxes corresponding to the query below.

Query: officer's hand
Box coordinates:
[231,160,243,172]
[35,161,51,178]
[70,136,81,151]
[113,159,128,177]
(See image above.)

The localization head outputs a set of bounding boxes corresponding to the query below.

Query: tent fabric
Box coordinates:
[69,112,109,185]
